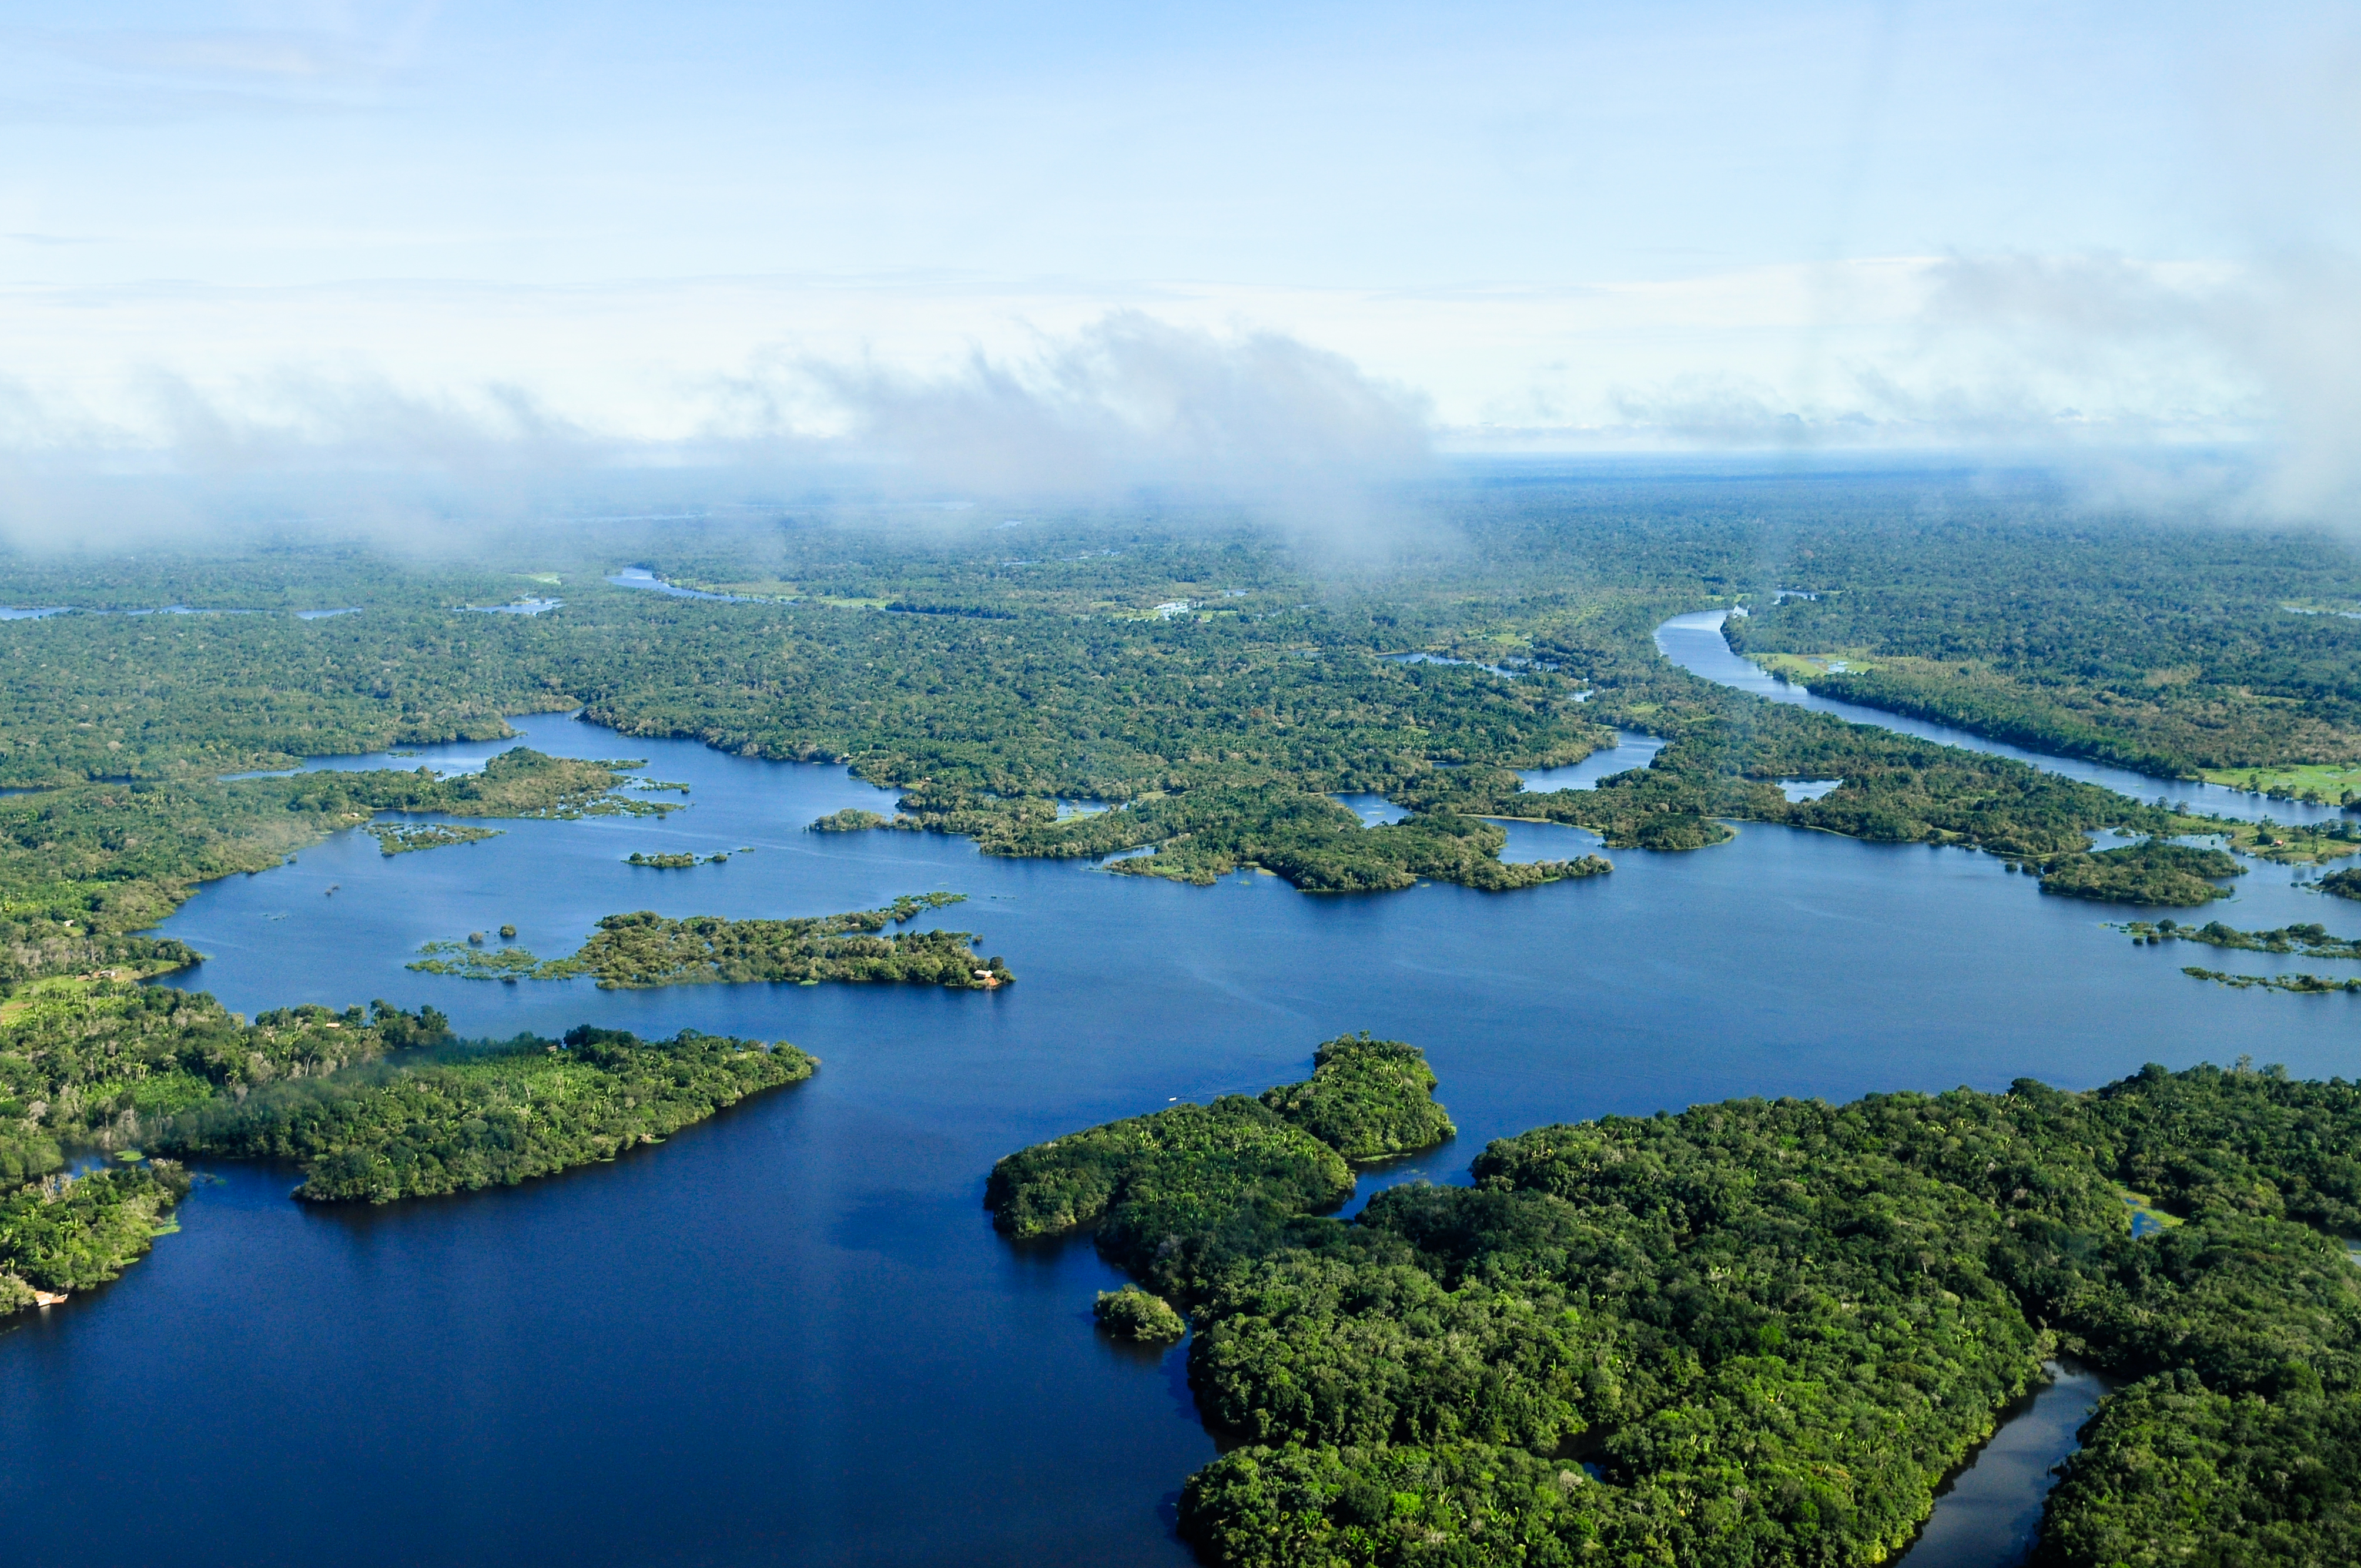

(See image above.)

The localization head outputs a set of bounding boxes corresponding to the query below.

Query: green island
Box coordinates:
[408,892,1008,989]
[2117,917,2361,960]
[366,822,505,855]
[2181,967,2361,994]
[625,846,747,867]
[2030,840,2243,906]
[159,1024,815,1202]
[993,1047,2361,1567]
[0,976,815,1304]
[808,808,888,832]
[2324,867,2361,901]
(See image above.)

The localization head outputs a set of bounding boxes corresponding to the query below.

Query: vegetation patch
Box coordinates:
[408,893,1005,989]
[2117,917,2361,960]
[997,1052,2361,1568]
[2037,841,2243,905]
[624,847,746,867]
[366,822,504,856]
[2182,967,2361,994]
[1096,1285,1187,1342]
[0,1159,190,1305]
[808,808,888,832]
[158,1026,814,1202]
[1255,1033,1456,1160]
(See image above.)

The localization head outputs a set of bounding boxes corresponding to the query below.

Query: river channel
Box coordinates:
[5,621,2353,1567]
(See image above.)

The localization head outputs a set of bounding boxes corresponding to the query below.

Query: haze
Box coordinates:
[4,2,2359,518]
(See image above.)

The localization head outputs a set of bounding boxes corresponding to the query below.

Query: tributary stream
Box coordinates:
[5,619,2352,1566]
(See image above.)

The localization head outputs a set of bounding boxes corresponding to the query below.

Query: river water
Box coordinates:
[6,626,2355,1567]
[1659,611,2350,826]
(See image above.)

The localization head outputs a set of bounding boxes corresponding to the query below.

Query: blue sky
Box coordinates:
[2,2,2356,505]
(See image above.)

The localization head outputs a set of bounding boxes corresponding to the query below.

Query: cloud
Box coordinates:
[0,313,1439,554]
[761,311,1432,494]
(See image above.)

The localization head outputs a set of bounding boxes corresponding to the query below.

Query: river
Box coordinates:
[5,625,2353,1566]
[1658,610,2350,826]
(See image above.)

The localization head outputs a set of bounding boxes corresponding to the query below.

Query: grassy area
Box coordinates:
[1744,649,1884,681]
[2198,762,2361,805]
[2200,818,2361,865]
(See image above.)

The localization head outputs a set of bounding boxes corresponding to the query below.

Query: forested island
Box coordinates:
[0,982,812,1294]
[410,892,1008,989]
[993,1046,2361,1568]
[0,977,815,1304]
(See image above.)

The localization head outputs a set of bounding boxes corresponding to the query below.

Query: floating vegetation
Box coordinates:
[366,822,505,856]
[2183,966,2361,994]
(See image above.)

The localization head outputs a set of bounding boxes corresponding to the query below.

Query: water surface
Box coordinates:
[6,683,2357,1564]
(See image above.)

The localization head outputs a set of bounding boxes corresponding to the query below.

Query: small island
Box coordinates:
[809,808,889,832]
[408,892,1010,989]
[2036,840,2243,904]
[625,847,749,867]
[366,822,505,856]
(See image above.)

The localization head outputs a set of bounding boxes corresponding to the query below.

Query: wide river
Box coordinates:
[6,621,2356,1567]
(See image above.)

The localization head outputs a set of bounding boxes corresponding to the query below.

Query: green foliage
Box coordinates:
[1258,1033,1457,1160]
[0,1159,191,1302]
[1723,512,2361,773]
[996,1053,2361,1568]
[2323,867,2361,900]
[1096,1285,1187,1342]
[406,893,1004,989]
[2037,840,2243,905]
[0,747,662,981]
[2183,967,2361,993]
[808,808,886,832]
[2032,1373,2361,1566]
[157,1025,814,1202]
[2119,917,2361,959]
[0,979,450,1161]
[367,822,504,855]
[985,1096,1355,1304]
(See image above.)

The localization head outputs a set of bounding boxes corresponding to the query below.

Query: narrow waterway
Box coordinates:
[1656,610,2349,827]
[1900,1363,2112,1568]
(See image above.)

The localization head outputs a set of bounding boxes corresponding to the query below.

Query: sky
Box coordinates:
[2,1,2359,518]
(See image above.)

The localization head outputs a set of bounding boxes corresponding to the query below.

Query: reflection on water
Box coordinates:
[1900,1362,2112,1568]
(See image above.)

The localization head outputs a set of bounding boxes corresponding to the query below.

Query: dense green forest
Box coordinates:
[8,479,2353,965]
[0,975,812,1296]
[1721,514,2361,780]
[0,981,453,1305]
[158,1024,813,1202]
[994,1050,2361,1567]
[406,893,1003,988]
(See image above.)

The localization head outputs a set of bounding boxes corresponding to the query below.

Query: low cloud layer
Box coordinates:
[0,313,1436,552]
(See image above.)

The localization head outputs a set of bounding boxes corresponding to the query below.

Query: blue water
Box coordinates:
[8,633,2360,1565]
